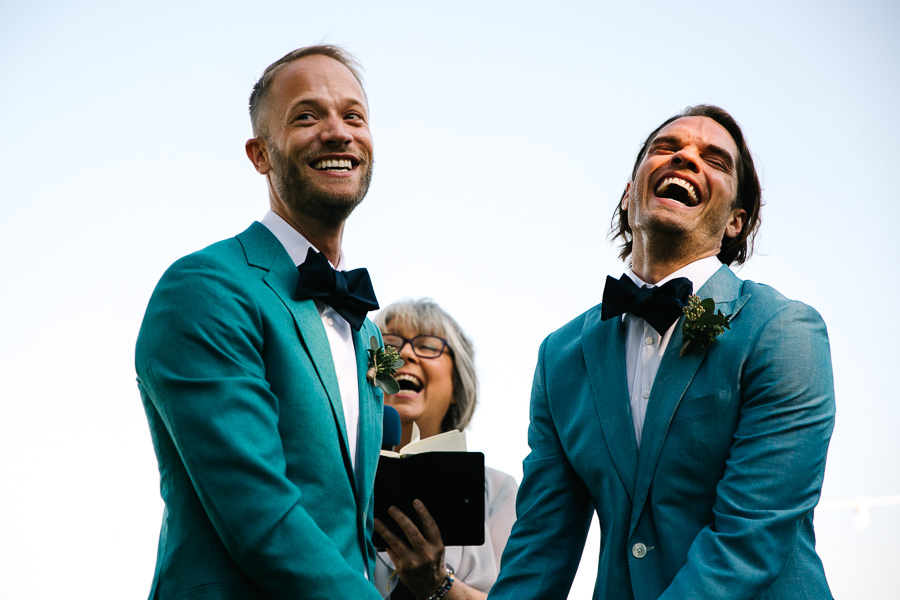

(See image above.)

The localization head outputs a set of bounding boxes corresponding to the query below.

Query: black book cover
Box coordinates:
[373,451,485,549]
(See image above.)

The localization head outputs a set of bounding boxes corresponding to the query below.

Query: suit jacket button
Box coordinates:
[632,543,647,558]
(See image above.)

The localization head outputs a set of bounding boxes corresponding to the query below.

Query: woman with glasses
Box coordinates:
[372,298,517,600]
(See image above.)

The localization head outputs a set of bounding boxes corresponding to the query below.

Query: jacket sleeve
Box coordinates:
[136,252,382,599]
[489,338,594,600]
[660,299,836,599]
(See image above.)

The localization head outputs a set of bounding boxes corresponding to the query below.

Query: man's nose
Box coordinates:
[670,147,701,172]
[321,115,353,145]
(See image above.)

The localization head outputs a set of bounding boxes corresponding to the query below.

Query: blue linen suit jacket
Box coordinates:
[489,266,835,600]
[135,222,384,600]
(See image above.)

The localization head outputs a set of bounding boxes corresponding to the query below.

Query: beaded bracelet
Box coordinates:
[422,568,454,600]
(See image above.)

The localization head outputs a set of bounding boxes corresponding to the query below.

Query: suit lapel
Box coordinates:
[237,223,352,476]
[354,324,384,503]
[629,266,750,534]
[583,308,639,502]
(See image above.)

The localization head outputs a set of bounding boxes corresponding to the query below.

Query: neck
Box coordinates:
[273,205,345,266]
[398,421,443,448]
[630,234,718,284]
[400,422,414,448]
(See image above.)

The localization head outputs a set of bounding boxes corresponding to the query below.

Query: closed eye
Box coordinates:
[704,153,733,173]
[650,144,677,155]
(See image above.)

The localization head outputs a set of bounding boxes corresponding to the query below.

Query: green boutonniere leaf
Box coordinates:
[366,336,404,394]
[375,376,400,395]
[680,295,733,356]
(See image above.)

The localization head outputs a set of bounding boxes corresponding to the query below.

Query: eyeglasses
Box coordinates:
[381,334,451,359]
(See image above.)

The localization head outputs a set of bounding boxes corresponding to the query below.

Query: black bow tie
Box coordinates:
[295,248,379,332]
[600,274,693,335]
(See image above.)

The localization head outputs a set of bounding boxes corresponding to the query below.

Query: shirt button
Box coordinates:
[645,336,654,345]
[632,543,647,558]
[642,391,650,399]
[326,317,335,327]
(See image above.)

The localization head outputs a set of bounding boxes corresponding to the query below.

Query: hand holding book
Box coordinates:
[373,430,485,549]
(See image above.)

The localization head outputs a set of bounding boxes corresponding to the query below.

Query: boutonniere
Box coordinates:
[366,336,404,394]
[680,295,733,356]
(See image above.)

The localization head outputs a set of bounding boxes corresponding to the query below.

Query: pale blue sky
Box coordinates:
[1,1,898,597]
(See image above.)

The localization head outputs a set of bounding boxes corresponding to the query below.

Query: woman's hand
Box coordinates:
[374,499,448,598]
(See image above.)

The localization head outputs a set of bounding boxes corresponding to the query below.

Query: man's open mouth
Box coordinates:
[394,373,423,393]
[312,158,354,172]
[656,177,699,207]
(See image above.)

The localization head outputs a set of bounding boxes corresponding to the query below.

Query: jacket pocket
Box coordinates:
[670,388,736,422]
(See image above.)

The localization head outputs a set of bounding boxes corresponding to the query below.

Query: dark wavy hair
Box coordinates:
[248,44,366,137]
[610,105,762,266]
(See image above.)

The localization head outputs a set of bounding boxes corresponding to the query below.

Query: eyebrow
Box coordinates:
[651,135,736,170]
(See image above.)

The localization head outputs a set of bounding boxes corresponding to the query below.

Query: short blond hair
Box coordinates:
[248,44,366,137]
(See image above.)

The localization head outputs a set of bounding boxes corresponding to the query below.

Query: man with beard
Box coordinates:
[489,106,835,599]
[136,45,385,599]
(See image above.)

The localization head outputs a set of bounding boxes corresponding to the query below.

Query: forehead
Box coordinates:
[651,116,738,157]
[267,54,367,114]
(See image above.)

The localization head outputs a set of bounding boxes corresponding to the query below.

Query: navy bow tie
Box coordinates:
[600,274,693,335]
[295,248,379,332]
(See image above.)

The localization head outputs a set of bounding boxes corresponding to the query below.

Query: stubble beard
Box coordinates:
[629,192,733,267]
[629,178,701,264]
[269,144,373,228]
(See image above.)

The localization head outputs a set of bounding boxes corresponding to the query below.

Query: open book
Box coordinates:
[373,430,484,548]
[380,428,467,457]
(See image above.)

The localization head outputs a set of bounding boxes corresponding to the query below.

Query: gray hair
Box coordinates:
[248,44,366,137]
[373,299,478,432]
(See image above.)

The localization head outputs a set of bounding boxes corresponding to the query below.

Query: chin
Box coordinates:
[387,402,422,422]
[644,211,693,234]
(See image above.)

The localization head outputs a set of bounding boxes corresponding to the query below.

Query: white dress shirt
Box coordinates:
[261,211,361,472]
[622,256,722,448]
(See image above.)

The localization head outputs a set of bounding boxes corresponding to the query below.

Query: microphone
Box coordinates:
[382,405,401,450]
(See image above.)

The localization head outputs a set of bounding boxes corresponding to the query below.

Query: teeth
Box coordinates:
[313,158,352,170]
[656,177,699,206]
[394,373,423,392]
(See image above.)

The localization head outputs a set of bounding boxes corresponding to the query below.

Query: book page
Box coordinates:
[380,429,467,457]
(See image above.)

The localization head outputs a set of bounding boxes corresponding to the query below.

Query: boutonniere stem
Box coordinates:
[366,336,404,394]
[680,295,732,356]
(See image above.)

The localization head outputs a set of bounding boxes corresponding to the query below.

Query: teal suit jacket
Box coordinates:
[490,266,835,600]
[136,222,384,599]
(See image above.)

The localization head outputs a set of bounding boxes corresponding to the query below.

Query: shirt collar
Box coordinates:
[626,255,722,293]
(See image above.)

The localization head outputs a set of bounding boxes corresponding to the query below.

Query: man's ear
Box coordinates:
[621,182,632,211]
[245,138,271,174]
[725,207,747,239]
